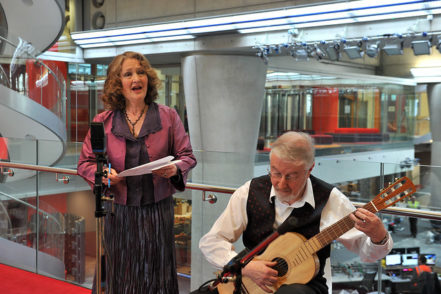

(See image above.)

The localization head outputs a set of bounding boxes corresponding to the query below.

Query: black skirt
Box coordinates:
[93,196,179,294]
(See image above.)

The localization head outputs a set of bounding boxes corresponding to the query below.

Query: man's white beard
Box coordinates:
[274,189,303,204]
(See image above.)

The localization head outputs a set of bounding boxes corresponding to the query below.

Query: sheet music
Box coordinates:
[117,155,181,177]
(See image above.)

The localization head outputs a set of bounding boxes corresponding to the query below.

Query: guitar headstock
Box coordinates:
[372,176,416,211]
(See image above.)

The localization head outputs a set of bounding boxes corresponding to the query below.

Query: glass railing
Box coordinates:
[0,137,67,172]
[1,144,440,293]
[187,188,441,294]
[0,35,67,124]
[0,186,65,274]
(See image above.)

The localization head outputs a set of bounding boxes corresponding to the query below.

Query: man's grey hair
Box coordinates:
[270,131,315,168]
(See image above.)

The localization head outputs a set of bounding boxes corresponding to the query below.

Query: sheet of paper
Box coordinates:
[117,155,181,177]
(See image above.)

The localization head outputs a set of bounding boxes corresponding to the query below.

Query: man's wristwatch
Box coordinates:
[372,232,389,245]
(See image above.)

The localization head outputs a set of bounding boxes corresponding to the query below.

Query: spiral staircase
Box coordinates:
[0,0,66,179]
[0,0,67,279]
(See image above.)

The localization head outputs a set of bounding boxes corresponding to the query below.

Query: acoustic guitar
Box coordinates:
[217,176,416,294]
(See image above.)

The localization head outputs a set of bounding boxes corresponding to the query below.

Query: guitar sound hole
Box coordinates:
[271,257,288,277]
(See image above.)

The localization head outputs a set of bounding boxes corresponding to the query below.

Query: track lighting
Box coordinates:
[254,32,441,63]
[325,43,340,61]
[343,42,363,59]
[383,41,403,55]
[365,41,380,58]
[309,44,326,60]
[411,40,432,55]
[290,46,309,60]
[256,47,269,64]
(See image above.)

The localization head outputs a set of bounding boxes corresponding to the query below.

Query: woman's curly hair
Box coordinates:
[101,51,161,110]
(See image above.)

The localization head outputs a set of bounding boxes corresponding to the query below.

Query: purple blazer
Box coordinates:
[77,104,197,205]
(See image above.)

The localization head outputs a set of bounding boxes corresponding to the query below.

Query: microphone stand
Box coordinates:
[93,153,112,293]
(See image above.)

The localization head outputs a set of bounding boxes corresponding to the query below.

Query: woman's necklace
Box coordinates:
[123,106,146,136]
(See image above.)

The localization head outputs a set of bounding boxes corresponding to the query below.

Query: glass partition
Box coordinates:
[190,152,441,293]
[261,74,419,151]
[0,137,91,286]
[1,143,441,293]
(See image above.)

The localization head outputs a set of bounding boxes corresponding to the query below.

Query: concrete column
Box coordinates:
[427,84,441,208]
[182,54,267,186]
[182,54,267,290]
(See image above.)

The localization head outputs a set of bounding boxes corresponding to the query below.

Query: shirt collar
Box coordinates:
[269,178,315,209]
[111,109,131,139]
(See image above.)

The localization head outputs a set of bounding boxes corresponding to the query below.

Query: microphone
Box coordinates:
[90,122,108,218]
[90,122,106,155]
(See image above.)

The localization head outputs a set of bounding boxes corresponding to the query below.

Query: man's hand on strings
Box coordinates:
[350,208,388,243]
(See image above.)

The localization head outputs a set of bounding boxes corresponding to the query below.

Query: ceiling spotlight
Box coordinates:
[343,44,363,59]
[291,46,309,60]
[310,44,326,60]
[256,48,269,64]
[325,44,340,61]
[273,45,283,54]
[365,41,380,58]
[383,41,403,55]
[411,40,432,55]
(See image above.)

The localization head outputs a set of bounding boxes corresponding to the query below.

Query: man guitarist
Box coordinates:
[199,131,393,294]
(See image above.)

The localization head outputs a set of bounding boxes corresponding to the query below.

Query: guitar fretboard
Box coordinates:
[290,202,375,266]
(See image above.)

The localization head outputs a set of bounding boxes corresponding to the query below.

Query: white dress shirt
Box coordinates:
[199,177,393,288]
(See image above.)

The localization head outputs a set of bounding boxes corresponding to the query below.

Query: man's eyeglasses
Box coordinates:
[267,168,306,182]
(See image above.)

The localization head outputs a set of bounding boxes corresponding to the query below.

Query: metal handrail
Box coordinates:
[186,182,236,194]
[1,161,441,221]
[185,184,441,221]
[0,161,77,175]
[352,202,441,221]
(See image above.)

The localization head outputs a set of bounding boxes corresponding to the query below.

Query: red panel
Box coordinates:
[26,193,68,214]
[70,90,91,142]
[334,128,380,134]
[71,108,89,122]
[312,87,339,134]
[70,122,90,142]
[0,137,8,160]
[26,60,68,111]
[374,89,381,130]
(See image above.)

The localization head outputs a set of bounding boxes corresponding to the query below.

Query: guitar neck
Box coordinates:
[285,177,414,272]
[305,201,376,253]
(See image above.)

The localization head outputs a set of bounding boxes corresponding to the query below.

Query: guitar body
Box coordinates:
[218,232,319,294]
